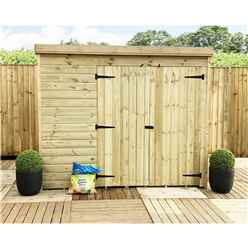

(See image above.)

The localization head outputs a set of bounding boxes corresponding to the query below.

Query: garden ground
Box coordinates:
[0,159,247,224]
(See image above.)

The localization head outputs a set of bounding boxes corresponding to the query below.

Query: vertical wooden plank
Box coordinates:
[233,68,239,155]
[169,67,178,185]
[143,66,150,185]
[3,66,9,155]
[136,67,145,185]
[211,67,217,153]
[8,66,14,154]
[12,66,20,154]
[199,66,209,187]
[179,67,187,185]
[217,68,224,149]
[1,66,7,155]
[208,67,213,154]
[34,65,39,151]
[223,68,229,149]
[128,67,137,185]
[96,66,105,186]
[162,67,170,185]
[120,66,129,186]
[178,67,185,185]
[149,67,156,185]
[104,66,113,186]
[244,68,248,156]
[185,67,194,186]
[23,65,29,150]
[112,66,121,185]
[29,66,35,149]
[19,65,24,152]
[238,68,243,156]
[154,67,163,185]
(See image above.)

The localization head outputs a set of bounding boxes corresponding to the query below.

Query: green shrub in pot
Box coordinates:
[209,149,235,193]
[16,150,43,196]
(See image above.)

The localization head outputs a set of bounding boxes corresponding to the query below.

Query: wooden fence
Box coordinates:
[208,67,248,157]
[0,65,38,156]
[0,65,247,157]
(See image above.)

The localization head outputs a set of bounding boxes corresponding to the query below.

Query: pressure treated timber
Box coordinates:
[35,44,213,57]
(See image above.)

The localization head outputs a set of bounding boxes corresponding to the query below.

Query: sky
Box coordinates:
[0,25,247,50]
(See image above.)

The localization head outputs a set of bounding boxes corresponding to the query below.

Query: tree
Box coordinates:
[176,26,231,51]
[127,30,173,46]
[127,26,248,53]
[225,32,246,53]
[244,34,248,53]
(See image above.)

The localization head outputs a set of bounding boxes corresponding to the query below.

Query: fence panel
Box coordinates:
[208,67,248,156]
[0,65,38,156]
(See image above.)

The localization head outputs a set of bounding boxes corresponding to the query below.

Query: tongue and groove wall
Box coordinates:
[35,45,212,189]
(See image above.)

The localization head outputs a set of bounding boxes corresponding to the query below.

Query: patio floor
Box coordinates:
[0,159,247,224]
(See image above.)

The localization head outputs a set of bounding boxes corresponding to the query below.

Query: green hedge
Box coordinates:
[211,52,248,67]
[0,49,37,64]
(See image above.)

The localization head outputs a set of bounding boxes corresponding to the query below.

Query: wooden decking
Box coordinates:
[0,199,152,224]
[143,198,233,224]
[0,159,247,224]
[0,201,71,224]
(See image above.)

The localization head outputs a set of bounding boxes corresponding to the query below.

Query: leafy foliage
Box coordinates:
[127,30,173,46]
[16,150,43,172]
[127,26,248,53]
[209,149,235,169]
[0,49,37,64]
[211,52,248,67]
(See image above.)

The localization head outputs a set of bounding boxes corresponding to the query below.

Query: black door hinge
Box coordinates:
[95,124,115,130]
[145,125,154,129]
[95,73,115,80]
[184,74,205,80]
[183,173,202,178]
[96,174,115,179]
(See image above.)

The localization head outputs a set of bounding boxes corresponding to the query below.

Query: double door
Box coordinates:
[96,66,208,187]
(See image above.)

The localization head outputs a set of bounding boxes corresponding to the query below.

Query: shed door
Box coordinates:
[154,66,208,187]
[96,66,156,186]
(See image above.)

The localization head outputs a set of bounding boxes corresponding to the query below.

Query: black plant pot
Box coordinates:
[16,169,42,196]
[209,166,234,193]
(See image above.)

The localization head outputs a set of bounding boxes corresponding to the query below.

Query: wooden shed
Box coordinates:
[35,44,213,189]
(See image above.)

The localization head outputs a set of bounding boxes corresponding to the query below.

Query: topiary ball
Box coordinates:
[209,149,235,169]
[16,149,43,172]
